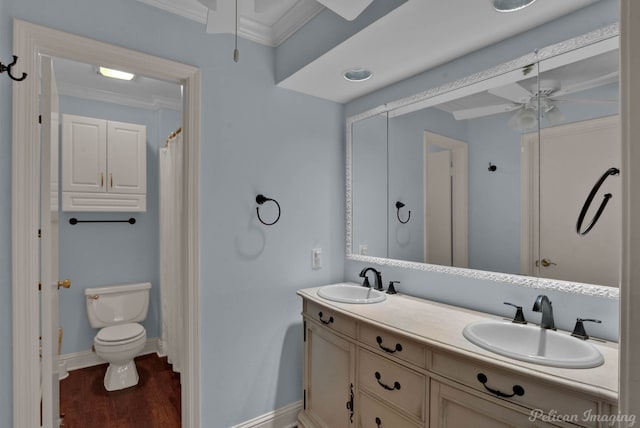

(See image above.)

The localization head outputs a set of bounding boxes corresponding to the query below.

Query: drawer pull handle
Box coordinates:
[375,371,401,391]
[477,373,525,398]
[375,417,382,427]
[318,311,334,325]
[376,336,403,353]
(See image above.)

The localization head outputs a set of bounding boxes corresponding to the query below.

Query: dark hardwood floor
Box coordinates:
[60,353,181,428]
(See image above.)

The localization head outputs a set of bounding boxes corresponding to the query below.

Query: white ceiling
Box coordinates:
[277,0,602,103]
[54,0,603,108]
[52,57,183,111]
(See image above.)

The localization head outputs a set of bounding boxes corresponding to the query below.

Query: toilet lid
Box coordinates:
[96,323,145,342]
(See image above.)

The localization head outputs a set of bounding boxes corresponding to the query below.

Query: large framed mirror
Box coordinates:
[346,24,619,298]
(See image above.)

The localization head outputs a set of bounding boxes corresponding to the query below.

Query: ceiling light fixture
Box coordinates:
[492,0,537,12]
[98,67,135,81]
[344,68,373,82]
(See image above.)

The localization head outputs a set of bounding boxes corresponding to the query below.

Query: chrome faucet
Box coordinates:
[359,267,383,291]
[532,295,556,330]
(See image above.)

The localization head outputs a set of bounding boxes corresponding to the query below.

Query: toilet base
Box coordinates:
[104,360,139,391]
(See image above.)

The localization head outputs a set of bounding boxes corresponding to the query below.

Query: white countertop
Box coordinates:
[298,284,619,403]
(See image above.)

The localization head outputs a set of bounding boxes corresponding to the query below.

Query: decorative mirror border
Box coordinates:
[346,23,620,300]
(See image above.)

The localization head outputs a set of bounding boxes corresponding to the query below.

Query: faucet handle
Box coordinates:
[571,318,602,340]
[503,302,527,324]
[386,281,399,294]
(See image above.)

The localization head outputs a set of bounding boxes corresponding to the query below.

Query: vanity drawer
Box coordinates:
[358,349,426,421]
[358,391,423,428]
[305,300,356,338]
[430,351,602,428]
[358,323,426,368]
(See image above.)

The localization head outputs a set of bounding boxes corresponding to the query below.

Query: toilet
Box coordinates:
[85,282,151,391]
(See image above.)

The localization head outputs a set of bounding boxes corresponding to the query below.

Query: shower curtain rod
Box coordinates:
[163,127,182,148]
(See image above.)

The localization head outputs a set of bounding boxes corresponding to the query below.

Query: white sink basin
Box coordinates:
[317,283,387,304]
[463,321,604,368]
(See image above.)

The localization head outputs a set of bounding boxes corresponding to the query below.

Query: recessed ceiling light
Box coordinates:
[98,66,135,81]
[492,0,536,12]
[343,68,373,82]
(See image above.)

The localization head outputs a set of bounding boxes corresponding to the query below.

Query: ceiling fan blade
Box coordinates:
[452,103,520,120]
[552,72,619,97]
[315,0,374,20]
[254,0,283,13]
[205,2,235,34]
[197,0,216,9]
[488,83,534,103]
[551,98,618,104]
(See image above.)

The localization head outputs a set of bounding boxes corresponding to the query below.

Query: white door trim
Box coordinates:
[11,19,201,428]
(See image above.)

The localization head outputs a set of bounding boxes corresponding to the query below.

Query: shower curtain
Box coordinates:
[159,129,184,373]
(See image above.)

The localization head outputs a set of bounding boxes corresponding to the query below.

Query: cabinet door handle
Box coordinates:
[477,373,524,398]
[345,383,354,423]
[100,172,104,187]
[376,336,403,353]
[375,417,382,427]
[318,312,334,325]
[375,371,401,391]
[110,172,113,188]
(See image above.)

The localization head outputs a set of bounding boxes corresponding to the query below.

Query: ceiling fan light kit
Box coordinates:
[492,0,537,12]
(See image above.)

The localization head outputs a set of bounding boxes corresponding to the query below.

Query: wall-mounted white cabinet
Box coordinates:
[61,114,146,212]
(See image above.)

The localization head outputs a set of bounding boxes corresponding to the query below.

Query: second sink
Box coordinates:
[463,320,604,368]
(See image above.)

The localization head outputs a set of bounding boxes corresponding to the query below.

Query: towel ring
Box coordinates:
[395,201,411,224]
[256,194,281,226]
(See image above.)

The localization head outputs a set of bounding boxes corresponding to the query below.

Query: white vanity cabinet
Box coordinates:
[61,114,147,211]
[298,288,618,428]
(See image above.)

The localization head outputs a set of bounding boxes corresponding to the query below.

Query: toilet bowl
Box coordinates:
[94,323,147,391]
[85,282,151,391]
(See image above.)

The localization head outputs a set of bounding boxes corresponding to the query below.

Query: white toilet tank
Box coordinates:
[85,282,151,328]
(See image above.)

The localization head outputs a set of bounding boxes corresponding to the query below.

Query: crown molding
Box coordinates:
[136,0,322,47]
[272,1,324,46]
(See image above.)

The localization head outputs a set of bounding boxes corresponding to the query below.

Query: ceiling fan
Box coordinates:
[197,0,373,34]
[451,72,618,130]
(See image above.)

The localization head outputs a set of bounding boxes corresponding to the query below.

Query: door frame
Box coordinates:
[11,19,201,428]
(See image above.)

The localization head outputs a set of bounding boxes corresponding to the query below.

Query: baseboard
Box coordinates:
[60,337,161,372]
[232,401,302,428]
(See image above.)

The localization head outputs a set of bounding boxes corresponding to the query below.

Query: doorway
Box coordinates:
[423,131,469,267]
[520,115,621,287]
[12,19,201,428]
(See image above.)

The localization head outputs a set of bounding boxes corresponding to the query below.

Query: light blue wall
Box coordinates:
[57,95,181,354]
[2,1,345,427]
[345,0,621,343]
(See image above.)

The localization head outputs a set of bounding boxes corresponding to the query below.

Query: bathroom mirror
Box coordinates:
[347,24,620,296]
